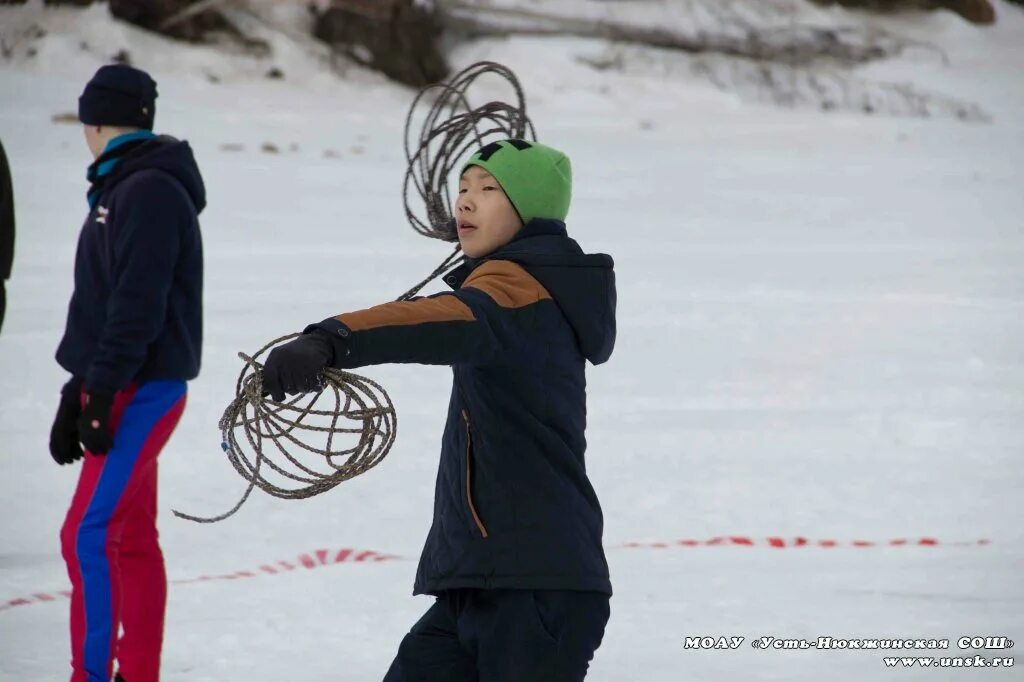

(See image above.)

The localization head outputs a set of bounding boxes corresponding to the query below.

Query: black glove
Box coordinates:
[77,392,114,455]
[49,390,84,465]
[261,330,336,402]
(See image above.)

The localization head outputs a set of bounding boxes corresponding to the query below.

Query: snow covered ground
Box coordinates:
[1,1,1022,680]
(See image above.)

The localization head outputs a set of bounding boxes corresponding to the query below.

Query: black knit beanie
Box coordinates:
[78,64,158,130]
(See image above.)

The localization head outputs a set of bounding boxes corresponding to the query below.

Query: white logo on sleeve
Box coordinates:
[96,206,109,224]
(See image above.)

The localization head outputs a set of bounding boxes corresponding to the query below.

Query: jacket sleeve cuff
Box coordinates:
[60,375,84,399]
[303,318,353,367]
[83,388,116,402]
[83,374,119,397]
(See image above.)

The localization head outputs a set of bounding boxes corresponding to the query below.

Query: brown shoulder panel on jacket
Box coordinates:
[462,260,551,309]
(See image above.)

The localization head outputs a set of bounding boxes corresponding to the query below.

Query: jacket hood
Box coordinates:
[106,135,206,213]
[449,219,616,365]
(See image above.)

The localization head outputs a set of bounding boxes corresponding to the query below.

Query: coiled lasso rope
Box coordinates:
[174,61,536,523]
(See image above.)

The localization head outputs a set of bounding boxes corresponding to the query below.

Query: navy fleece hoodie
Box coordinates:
[56,134,205,395]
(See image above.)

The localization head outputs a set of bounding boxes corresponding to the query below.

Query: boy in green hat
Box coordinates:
[263,139,616,681]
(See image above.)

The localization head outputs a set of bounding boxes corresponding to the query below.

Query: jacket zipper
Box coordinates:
[461,408,489,538]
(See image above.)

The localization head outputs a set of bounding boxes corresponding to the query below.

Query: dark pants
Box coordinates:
[0,280,5,334]
[383,588,610,682]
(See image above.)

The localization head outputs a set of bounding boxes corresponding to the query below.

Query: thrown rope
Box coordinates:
[403,60,536,241]
[174,61,534,522]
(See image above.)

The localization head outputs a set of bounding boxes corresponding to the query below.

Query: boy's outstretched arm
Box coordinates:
[261,260,547,400]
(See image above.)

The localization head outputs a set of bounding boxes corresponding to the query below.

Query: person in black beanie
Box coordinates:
[52,63,206,682]
[0,137,13,335]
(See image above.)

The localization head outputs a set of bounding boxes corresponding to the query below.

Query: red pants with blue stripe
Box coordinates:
[60,380,187,682]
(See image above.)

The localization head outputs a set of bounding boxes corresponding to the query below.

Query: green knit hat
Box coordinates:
[460,139,572,224]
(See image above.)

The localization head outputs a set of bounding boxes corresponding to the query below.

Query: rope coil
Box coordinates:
[174,335,397,523]
[174,61,535,522]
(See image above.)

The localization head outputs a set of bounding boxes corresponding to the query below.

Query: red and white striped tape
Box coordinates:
[172,547,402,586]
[616,536,992,549]
[0,537,991,613]
[0,547,401,613]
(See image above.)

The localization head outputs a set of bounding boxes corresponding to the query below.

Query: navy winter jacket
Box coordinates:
[56,135,205,394]
[0,138,13,282]
[309,219,616,596]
